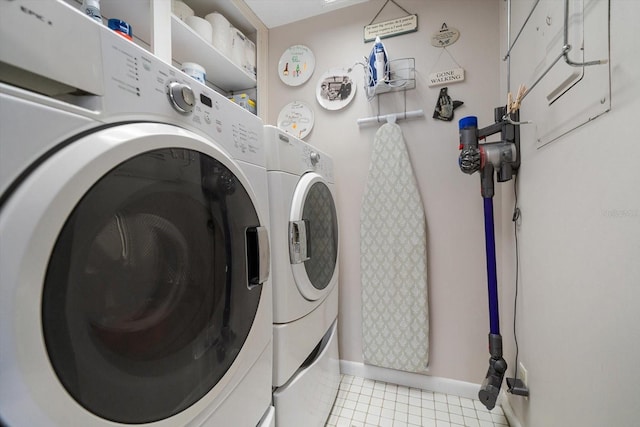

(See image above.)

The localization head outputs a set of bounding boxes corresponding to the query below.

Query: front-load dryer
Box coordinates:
[0,2,272,426]
[264,126,340,427]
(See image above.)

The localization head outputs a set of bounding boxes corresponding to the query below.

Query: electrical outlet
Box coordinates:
[519,362,528,387]
[519,362,529,399]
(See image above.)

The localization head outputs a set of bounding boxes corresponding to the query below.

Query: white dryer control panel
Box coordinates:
[264,125,334,183]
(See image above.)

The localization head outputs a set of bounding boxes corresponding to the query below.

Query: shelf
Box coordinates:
[90,0,256,93]
[171,15,256,92]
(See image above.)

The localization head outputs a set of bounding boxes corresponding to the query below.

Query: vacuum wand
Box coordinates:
[457,107,521,410]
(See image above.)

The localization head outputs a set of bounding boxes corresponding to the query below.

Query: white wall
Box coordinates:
[498,1,640,426]
[266,0,502,383]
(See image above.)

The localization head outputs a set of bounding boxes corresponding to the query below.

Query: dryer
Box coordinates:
[0,2,272,426]
[264,126,340,427]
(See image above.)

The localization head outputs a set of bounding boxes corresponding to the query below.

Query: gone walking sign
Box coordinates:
[428,68,465,87]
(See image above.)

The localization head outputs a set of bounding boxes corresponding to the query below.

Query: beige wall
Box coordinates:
[266,0,502,383]
[497,0,640,426]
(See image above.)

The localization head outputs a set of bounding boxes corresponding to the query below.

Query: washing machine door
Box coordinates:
[0,123,270,426]
[289,172,338,301]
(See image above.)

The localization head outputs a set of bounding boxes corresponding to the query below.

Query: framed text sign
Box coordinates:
[364,14,418,42]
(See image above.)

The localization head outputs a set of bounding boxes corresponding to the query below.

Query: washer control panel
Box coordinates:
[99,27,263,167]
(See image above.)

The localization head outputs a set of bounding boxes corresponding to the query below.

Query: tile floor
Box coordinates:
[326,375,509,427]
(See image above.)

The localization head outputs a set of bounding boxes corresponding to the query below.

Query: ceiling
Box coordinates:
[244,0,371,28]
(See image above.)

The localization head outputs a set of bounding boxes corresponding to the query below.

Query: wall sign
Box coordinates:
[364,14,418,42]
[428,68,465,87]
[431,23,460,47]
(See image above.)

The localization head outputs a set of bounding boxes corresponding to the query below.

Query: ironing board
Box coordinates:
[361,122,429,372]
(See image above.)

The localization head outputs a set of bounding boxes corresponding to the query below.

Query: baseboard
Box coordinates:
[499,390,524,427]
[339,360,481,401]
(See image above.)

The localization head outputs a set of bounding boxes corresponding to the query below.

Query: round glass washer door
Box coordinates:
[0,123,269,426]
[289,172,339,301]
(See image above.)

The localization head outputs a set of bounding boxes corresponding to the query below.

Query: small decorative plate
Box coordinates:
[277,101,314,139]
[316,68,357,110]
[278,45,315,86]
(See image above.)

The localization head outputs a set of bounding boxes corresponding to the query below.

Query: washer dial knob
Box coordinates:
[310,151,320,165]
[167,81,195,113]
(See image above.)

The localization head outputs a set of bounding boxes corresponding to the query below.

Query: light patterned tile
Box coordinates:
[393,410,408,423]
[357,394,371,405]
[326,376,509,427]
[397,386,410,396]
[435,410,450,421]
[435,401,449,412]
[356,402,369,413]
[408,405,421,416]
[421,417,438,427]
[382,399,395,410]
[365,413,380,425]
[395,402,408,414]
[462,406,477,418]
[460,397,475,409]
[353,410,367,422]
[380,407,395,420]
[492,413,509,425]
[448,404,463,415]
[367,405,382,416]
[449,413,465,425]
[340,407,354,419]
[370,397,383,408]
[434,393,448,403]
[447,395,461,406]
[343,399,357,410]
[463,418,480,427]
[396,394,409,404]
[372,389,385,399]
[408,413,422,425]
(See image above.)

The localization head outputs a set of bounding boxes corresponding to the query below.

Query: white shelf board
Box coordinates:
[171,15,256,92]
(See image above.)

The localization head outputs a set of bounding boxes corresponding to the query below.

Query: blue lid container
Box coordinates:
[108,19,133,40]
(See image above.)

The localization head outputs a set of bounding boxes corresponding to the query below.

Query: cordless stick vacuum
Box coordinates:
[457,106,523,410]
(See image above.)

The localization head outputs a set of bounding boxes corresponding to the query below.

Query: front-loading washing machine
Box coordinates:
[0,2,273,426]
[264,126,340,427]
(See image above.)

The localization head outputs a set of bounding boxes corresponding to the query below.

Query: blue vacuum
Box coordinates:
[457,106,527,410]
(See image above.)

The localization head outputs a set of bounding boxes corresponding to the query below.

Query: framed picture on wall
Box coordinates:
[316,68,357,110]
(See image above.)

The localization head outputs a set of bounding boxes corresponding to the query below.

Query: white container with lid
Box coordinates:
[181,62,206,84]
[205,12,232,57]
[82,0,102,23]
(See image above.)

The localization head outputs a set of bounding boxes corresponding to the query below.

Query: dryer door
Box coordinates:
[0,123,270,426]
[289,172,338,301]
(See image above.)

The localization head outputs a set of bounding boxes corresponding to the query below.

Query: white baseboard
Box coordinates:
[340,360,524,427]
[499,390,524,427]
[339,360,480,400]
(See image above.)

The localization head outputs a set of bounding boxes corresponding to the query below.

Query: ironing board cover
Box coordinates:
[361,122,429,372]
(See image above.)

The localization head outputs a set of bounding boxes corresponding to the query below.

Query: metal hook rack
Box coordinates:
[503,0,608,98]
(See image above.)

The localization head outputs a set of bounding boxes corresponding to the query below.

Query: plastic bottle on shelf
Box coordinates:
[83,0,102,23]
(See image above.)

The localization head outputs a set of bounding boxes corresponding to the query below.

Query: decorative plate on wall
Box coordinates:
[316,68,357,110]
[278,45,315,86]
[277,101,314,139]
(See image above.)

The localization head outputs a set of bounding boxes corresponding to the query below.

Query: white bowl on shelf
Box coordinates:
[185,16,213,44]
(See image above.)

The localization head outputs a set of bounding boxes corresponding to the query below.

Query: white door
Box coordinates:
[0,123,269,426]
[289,172,338,301]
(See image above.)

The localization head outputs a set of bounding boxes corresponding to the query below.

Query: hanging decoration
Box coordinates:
[364,0,417,42]
[432,87,464,121]
[430,23,460,47]
[428,23,465,87]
